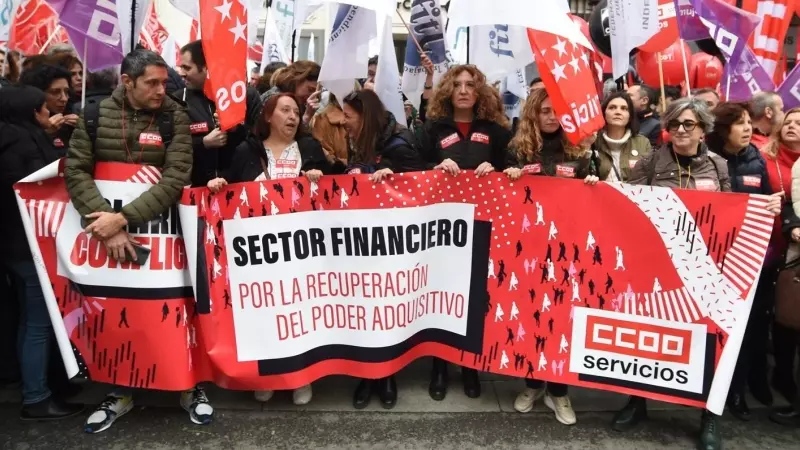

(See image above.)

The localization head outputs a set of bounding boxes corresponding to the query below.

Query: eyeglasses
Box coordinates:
[667,120,699,132]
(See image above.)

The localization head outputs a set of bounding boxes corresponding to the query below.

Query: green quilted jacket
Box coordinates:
[65,86,192,224]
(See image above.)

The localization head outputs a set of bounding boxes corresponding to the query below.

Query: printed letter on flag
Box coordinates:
[400,0,449,100]
[529,29,605,145]
[200,0,248,130]
[689,0,761,72]
[46,0,124,70]
[607,0,659,79]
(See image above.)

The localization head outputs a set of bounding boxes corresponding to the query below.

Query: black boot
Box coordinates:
[461,368,481,398]
[352,379,373,410]
[770,406,800,427]
[611,396,647,432]
[748,377,773,406]
[20,397,84,421]
[698,410,722,450]
[377,376,397,410]
[726,392,751,421]
[428,358,448,401]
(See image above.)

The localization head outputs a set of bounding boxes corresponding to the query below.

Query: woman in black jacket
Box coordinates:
[0,85,83,420]
[705,101,781,421]
[340,89,426,410]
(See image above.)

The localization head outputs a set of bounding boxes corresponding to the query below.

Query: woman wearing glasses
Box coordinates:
[614,97,729,450]
[417,64,512,401]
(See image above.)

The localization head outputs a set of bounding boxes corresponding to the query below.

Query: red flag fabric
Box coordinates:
[9,0,69,55]
[742,0,795,81]
[139,2,170,54]
[199,0,248,131]
[639,0,680,53]
[528,29,605,145]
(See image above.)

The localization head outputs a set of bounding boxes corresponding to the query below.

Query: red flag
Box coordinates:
[139,2,170,53]
[190,18,200,41]
[199,0,248,131]
[741,0,795,81]
[528,29,605,145]
[9,0,69,55]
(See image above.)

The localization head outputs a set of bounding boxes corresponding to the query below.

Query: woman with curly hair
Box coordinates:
[417,65,512,402]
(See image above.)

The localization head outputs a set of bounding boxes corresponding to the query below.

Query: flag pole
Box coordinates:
[39,26,62,54]
[466,27,470,64]
[130,0,137,53]
[291,30,297,62]
[395,9,424,54]
[81,41,88,110]
[679,39,691,95]
[657,51,666,114]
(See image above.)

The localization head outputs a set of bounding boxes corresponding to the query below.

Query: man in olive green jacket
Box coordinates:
[64,50,212,434]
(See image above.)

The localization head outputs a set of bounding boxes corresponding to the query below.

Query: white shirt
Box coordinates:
[255,141,302,181]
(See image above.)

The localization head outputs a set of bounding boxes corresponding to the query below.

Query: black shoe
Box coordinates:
[20,397,84,421]
[698,410,722,450]
[428,358,448,401]
[748,381,773,407]
[770,406,800,427]
[377,376,397,410]
[352,379,373,410]
[462,368,480,399]
[611,396,647,432]
[726,393,751,421]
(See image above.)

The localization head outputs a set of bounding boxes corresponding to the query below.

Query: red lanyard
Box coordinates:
[121,107,156,164]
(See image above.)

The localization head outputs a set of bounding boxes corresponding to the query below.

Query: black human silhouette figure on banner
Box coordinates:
[119,307,130,328]
[717,330,725,346]
[578,269,587,285]
[331,179,341,196]
[516,240,523,257]
[189,191,196,205]
[273,183,285,198]
[589,279,596,295]
[548,317,554,334]
[350,178,359,196]
[528,288,536,303]
[293,179,305,197]
[540,336,548,352]
[311,199,318,210]
[584,297,592,308]
[545,244,553,262]
[573,243,580,262]
[524,186,533,204]
[261,205,267,216]
[535,334,542,352]
[161,302,169,322]
[605,274,615,294]
[175,307,181,328]
[560,268,570,286]
[506,327,515,345]
[224,289,231,309]
[225,190,234,205]
[216,220,223,236]
[558,289,566,305]
[557,242,567,261]
[324,190,331,205]
[526,360,535,378]
[593,246,603,265]
[485,292,492,316]
[598,294,606,310]
[540,263,549,283]
[497,260,507,287]
[248,208,254,217]
[533,310,541,327]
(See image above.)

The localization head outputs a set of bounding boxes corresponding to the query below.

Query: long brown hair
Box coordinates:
[271,60,320,94]
[343,89,388,165]
[509,88,582,163]
[426,65,509,128]
[763,107,800,160]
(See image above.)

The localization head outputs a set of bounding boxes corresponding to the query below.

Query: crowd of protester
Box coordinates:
[1,43,800,450]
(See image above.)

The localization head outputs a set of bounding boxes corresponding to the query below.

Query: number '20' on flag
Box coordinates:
[528,30,604,146]
[200,0,248,131]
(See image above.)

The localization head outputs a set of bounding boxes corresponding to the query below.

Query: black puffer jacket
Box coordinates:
[347,112,427,174]
[638,110,662,148]
[0,86,62,261]
[710,143,772,195]
[224,135,332,183]
[509,129,592,179]
[418,116,513,170]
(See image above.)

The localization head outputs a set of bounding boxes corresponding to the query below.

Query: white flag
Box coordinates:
[168,0,198,17]
[446,24,468,66]
[608,0,659,79]
[247,0,265,46]
[306,33,316,61]
[470,24,534,81]
[318,5,376,103]
[260,8,290,73]
[118,0,152,53]
[375,14,404,127]
[447,0,592,48]
[0,0,21,42]
[160,33,177,67]
[401,0,450,106]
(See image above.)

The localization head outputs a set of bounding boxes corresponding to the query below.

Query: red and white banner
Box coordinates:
[529,29,605,145]
[139,2,169,54]
[9,0,69,54]
[16,163,773,414]
[199,0,247,130]
[742,0,796,83]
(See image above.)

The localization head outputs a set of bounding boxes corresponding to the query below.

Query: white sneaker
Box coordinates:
[254,390,274,403]
[180,386,214,425]
[293,385,312,405]
[513,387,544,413]
[84,395,134,434]
[544,393,577,425]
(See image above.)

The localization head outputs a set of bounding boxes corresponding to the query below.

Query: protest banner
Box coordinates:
[15,162,771,414]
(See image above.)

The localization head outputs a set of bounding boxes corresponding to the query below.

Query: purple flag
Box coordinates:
[722,46,775,101]
[47,0,124,71]
[673,0,708,41]
[688,0,760,77]
[778,64,800,111]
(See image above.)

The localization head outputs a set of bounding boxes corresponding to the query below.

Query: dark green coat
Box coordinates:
[594,132,652,182]
[65,86,192,224]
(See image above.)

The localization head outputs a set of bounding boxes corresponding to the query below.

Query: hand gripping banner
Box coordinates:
[16,164,771,414]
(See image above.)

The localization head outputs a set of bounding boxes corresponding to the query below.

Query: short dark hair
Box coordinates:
[664,85,681,101]
[601,91,640,136]
[691,87,720,99]
[87,68,119,91]
[21,54,51,72]
[0,85,47,125]
[49,53,82,72]
[706,102,750,152]
[343,89,388,165]
[121,49,167,82]
[368,55,379,66]
[181,40,206,70]
[529,77,543,87]
[634,83,658,108]
[19,64,72,91]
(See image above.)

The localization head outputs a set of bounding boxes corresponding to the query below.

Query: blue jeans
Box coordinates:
[5,260,52,404]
